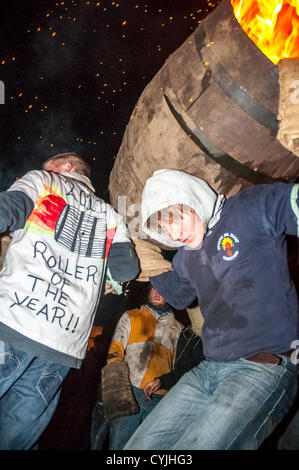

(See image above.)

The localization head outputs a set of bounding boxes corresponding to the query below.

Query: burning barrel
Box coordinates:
[109,0,299,238]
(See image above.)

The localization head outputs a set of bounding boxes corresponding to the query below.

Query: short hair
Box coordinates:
[43,152,91,177]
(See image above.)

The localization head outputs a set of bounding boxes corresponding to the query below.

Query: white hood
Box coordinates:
[141,169,225,248]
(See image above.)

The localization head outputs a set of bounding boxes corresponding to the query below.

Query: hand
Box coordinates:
[133,238,172,281]
[143,378,161,400]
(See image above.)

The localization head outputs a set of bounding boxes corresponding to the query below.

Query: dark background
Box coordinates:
[0,0,220,197]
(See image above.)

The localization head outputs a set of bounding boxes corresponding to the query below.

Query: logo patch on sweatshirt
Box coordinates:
[217,233,239,260]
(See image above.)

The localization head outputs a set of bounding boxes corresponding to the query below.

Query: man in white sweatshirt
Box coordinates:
[0,152,139,449]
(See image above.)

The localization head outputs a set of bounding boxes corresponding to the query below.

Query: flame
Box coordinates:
[231,0,299,64]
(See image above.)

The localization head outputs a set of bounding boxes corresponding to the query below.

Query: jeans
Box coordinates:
[124,356,298,450]
[90,402,111,450]
[277,407,299,450]
[109,386,163,450]
[0,342,69,450]
[277,380,299,451]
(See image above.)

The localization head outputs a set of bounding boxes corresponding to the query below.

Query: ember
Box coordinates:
[231,0,299,64]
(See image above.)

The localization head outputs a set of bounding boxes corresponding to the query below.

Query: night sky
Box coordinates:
[0,0,220,197]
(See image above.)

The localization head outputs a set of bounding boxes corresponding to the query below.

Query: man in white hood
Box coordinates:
[124,169,299,450]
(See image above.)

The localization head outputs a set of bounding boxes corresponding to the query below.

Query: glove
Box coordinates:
[187,305,205,336]
[133,238,172,281]
[101,361,139,421]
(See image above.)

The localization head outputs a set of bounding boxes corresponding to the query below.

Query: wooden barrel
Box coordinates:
[109,0,299,236]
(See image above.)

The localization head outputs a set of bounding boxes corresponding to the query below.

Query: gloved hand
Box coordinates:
[133,238,172,281]
[101,361,139,421]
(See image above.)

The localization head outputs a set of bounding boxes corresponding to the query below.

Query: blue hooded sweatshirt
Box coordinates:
[141,169,299,362]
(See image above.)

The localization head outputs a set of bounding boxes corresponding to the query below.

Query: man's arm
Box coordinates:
[143,370,181,399]
[143,337,183,398]
[0,170,48,234]
[107,241,139,283]
[148,331,186,394]
[106,313,131,364]
[149,249,197,310]
[0,191,34,233]
[144,329,205,398]
[157,366,185,391]
[158,332,205,390]
[249,182,299,237]
[106,207,139,282]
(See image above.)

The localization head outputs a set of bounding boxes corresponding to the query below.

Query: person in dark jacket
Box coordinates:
[125,168,299,451]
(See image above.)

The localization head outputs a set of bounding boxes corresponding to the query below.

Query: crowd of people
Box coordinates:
[0,152,298,450]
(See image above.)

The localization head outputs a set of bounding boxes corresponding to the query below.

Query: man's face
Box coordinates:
[148,287,168,309]
[43,158,71,174]
[159,207,206,249]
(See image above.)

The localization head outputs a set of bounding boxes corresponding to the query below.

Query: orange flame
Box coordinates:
[231,0,299,64]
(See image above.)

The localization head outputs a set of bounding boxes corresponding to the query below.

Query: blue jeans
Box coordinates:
[124,357,298,450]
[109,386,164,450]
[277,407,299,450]
[0,342,69,450]
[277,384,299,451]
[90,402,111,450]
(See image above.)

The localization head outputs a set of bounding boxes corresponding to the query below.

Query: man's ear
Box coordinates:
[63,162,74,172]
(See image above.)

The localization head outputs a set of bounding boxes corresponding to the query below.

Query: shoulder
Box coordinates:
[217,182,297,237]
[11,170,47,185]
[218,184,272,221]
[228,183,292,206]
[124,307,148,318]
[7,170,54,198]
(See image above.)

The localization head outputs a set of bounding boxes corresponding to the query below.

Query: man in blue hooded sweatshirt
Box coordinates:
[124,169,299,450]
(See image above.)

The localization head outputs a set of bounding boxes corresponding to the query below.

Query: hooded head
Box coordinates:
[141,169,223,248]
